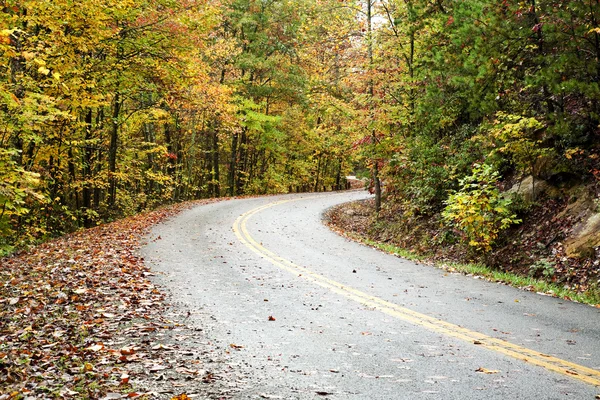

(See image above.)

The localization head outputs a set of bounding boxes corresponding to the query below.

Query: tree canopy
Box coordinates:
[2,0,600,253]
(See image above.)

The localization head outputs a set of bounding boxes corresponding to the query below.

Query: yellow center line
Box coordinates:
[232,198,600,387]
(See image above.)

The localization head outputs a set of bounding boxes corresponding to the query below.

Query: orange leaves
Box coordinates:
[171,394,191,400]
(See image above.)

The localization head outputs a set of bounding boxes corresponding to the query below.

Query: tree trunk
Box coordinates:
[367,0,382,212]
[373,161,382,212]
[211,125,220,197]
[335,160,342,190]
[228,132,238,196]
[314,154,322,192]
[236,128,248,194]
[82,109,93,227]
[108,92,121,207]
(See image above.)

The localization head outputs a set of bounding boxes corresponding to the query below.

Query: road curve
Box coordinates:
[142,191,600,399]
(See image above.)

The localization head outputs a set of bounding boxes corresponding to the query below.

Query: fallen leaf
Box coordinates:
[60,388,79,396]
[171,395,191,400]
[120,373,130,385]
[100,394,123,400]
[83,362,94,372]
[268,316,276,321]
[259,394,283,399]
[149,364,168,372]
[151,343,172,350]
[202,371,215,383]
[475,367,499,374]
[565,370,578,376]
[85,344,104,352]
[176,367,203,375]
[120,347,135,355]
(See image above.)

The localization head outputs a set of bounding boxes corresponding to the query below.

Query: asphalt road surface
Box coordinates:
[142,191,600,399]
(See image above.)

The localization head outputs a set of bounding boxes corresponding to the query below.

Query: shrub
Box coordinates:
[442,163,521,252]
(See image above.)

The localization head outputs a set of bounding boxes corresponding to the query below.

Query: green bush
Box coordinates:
[442,163,521,252]
[385,127,482,216]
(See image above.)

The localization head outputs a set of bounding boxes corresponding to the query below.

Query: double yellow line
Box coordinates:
[233,198,600,387]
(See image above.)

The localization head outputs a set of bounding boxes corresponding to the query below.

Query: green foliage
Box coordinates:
[529,258,556,279]
[483,113,554,182]
[385,125,483,215]
[443,164,521,252]
[0,149,47,253]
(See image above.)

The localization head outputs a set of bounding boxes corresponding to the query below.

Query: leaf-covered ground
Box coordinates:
[326,196,600,303]
[0,199,238,399]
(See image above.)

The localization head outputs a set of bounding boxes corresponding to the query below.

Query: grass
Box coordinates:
[346,232,600,306]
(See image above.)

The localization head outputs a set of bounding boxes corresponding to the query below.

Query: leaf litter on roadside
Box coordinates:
[0,199,230,398]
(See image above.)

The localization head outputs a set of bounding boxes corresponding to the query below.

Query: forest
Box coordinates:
[2,0,600,257]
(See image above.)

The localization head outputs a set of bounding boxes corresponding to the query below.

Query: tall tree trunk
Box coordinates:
[211,125,220,197]
[236,128,248,194]
[68,147,79,219]
[8,24,25,165]
[82,109,93,227]
[228,132,238,196]
[530,0,555,113]
[108,92,121,207]
[335,160,342,190]
[373,162,381,211]
[314,154,322,192]
[367,0,381,212]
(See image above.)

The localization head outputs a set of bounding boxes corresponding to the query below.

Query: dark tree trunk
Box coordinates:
[228,132,238,196]
[108,92,121,207]
[236,128,248,194]
[82,109,93,227]
[211,125,220,197]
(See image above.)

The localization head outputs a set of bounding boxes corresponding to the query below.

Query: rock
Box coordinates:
[554,189,600,258]
[556,189,594,220]
[565,212,600,258]
[507,175,560,202]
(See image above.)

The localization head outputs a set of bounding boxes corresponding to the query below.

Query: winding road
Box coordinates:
[142,191,600,399]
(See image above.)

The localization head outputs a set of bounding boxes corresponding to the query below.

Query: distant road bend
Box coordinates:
[143,191,600,399]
